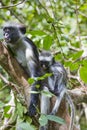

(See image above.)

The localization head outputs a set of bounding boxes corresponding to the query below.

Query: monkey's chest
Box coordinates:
[48,77,55,92]
[48,76,60,95]
[15,49,27,67]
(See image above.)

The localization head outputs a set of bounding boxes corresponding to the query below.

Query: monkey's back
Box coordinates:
[49,61,67,95]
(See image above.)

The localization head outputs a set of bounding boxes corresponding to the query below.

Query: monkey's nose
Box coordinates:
[43,65,46,69]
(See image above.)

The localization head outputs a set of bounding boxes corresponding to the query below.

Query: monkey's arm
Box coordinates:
[51,86,66,115]
[25,48,42,116]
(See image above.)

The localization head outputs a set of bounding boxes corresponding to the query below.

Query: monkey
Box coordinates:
[3,22,43,117]
[39,50,75,130]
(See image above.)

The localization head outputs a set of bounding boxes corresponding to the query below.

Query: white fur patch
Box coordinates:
[26,48,33,61]
[56,66,63,73]
[39,56,52,61]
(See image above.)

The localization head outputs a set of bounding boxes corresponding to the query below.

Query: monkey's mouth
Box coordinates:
[5,38,11,43]
[42,65,47,70]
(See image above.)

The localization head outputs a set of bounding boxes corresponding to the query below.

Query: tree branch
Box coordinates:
[68,87,87,104]
[0,0,26,9]
[0,42,29,106]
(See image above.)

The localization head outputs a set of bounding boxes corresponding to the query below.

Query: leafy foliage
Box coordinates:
[39,114,65,126]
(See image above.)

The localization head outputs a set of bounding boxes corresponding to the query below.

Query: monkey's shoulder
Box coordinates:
[50,61,67,75]
[24,37,39,61]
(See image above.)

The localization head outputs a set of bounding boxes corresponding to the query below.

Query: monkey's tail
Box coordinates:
[66,92,75,130]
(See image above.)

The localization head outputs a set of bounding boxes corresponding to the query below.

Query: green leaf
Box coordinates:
[0,79,3,88]
[4,105,11,113]
[43,35,52,50]
[41,90,54,97]
[28,78,35,85]
[37,73,52,81]
[30,30,46,36]
[17,122,35,130]
[39,114,48,126]
[70,62,79,71]
[83,60,87,67]
[79,67,87,83]
[69,50,83,60]
[70,50,83,60]
[4,105,11,118]
[47,115,65,124]
[39,114,65,126]
[65,61,79,71]
[47,17,54,23]
[28,73,52,85]
[0,101,4,108]
[64,61,72,67]
[17,102,24,118]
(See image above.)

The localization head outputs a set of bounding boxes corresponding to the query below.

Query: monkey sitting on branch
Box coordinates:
[3,22,43,117]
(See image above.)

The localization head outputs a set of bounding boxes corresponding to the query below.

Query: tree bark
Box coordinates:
[0,42,29,106]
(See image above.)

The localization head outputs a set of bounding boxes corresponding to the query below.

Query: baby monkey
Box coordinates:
[39,50,75,130]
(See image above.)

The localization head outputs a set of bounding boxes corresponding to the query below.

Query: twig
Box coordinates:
[49,0,55,18]
[79,11,87,18]
[38,0,50,17]
[69,46,81,51]
[52,23,65,59]
[69,74,85,87]
[0,73,20,94]
[0,90,16,130]
[0,0,26,9]
[75,1,81,45]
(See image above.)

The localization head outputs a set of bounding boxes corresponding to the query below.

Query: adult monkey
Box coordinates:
[39,50,75,130]
[3,22,43,117]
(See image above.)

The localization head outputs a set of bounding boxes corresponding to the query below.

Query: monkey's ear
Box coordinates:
[19,25,26,34]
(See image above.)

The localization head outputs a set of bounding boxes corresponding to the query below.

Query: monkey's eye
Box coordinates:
[3,27,14,33]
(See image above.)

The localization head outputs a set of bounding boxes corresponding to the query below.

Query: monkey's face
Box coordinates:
[39,51,53,71]
[40,60,50,70]
[39,56,53,71]
[3,26,20,44]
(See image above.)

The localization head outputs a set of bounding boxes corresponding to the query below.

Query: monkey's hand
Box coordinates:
[28,103,37,117]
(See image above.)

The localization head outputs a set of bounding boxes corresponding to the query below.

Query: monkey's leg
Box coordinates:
[39,87,50,130]
[51,87,66,115]
[28,81,40,116]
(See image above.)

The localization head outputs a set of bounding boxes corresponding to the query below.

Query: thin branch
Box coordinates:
[0,0,26,9]
[52,23,65,59]
[38,0,51,18]
[49,0,55,18]
[69,46,81,52]
[75,1,81,45]
[69,74,85,87]
[0,1,25,24]
[0,90,16,130]
[79,11,87,18]
[68,87,87,104]
[0,73,20,94]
